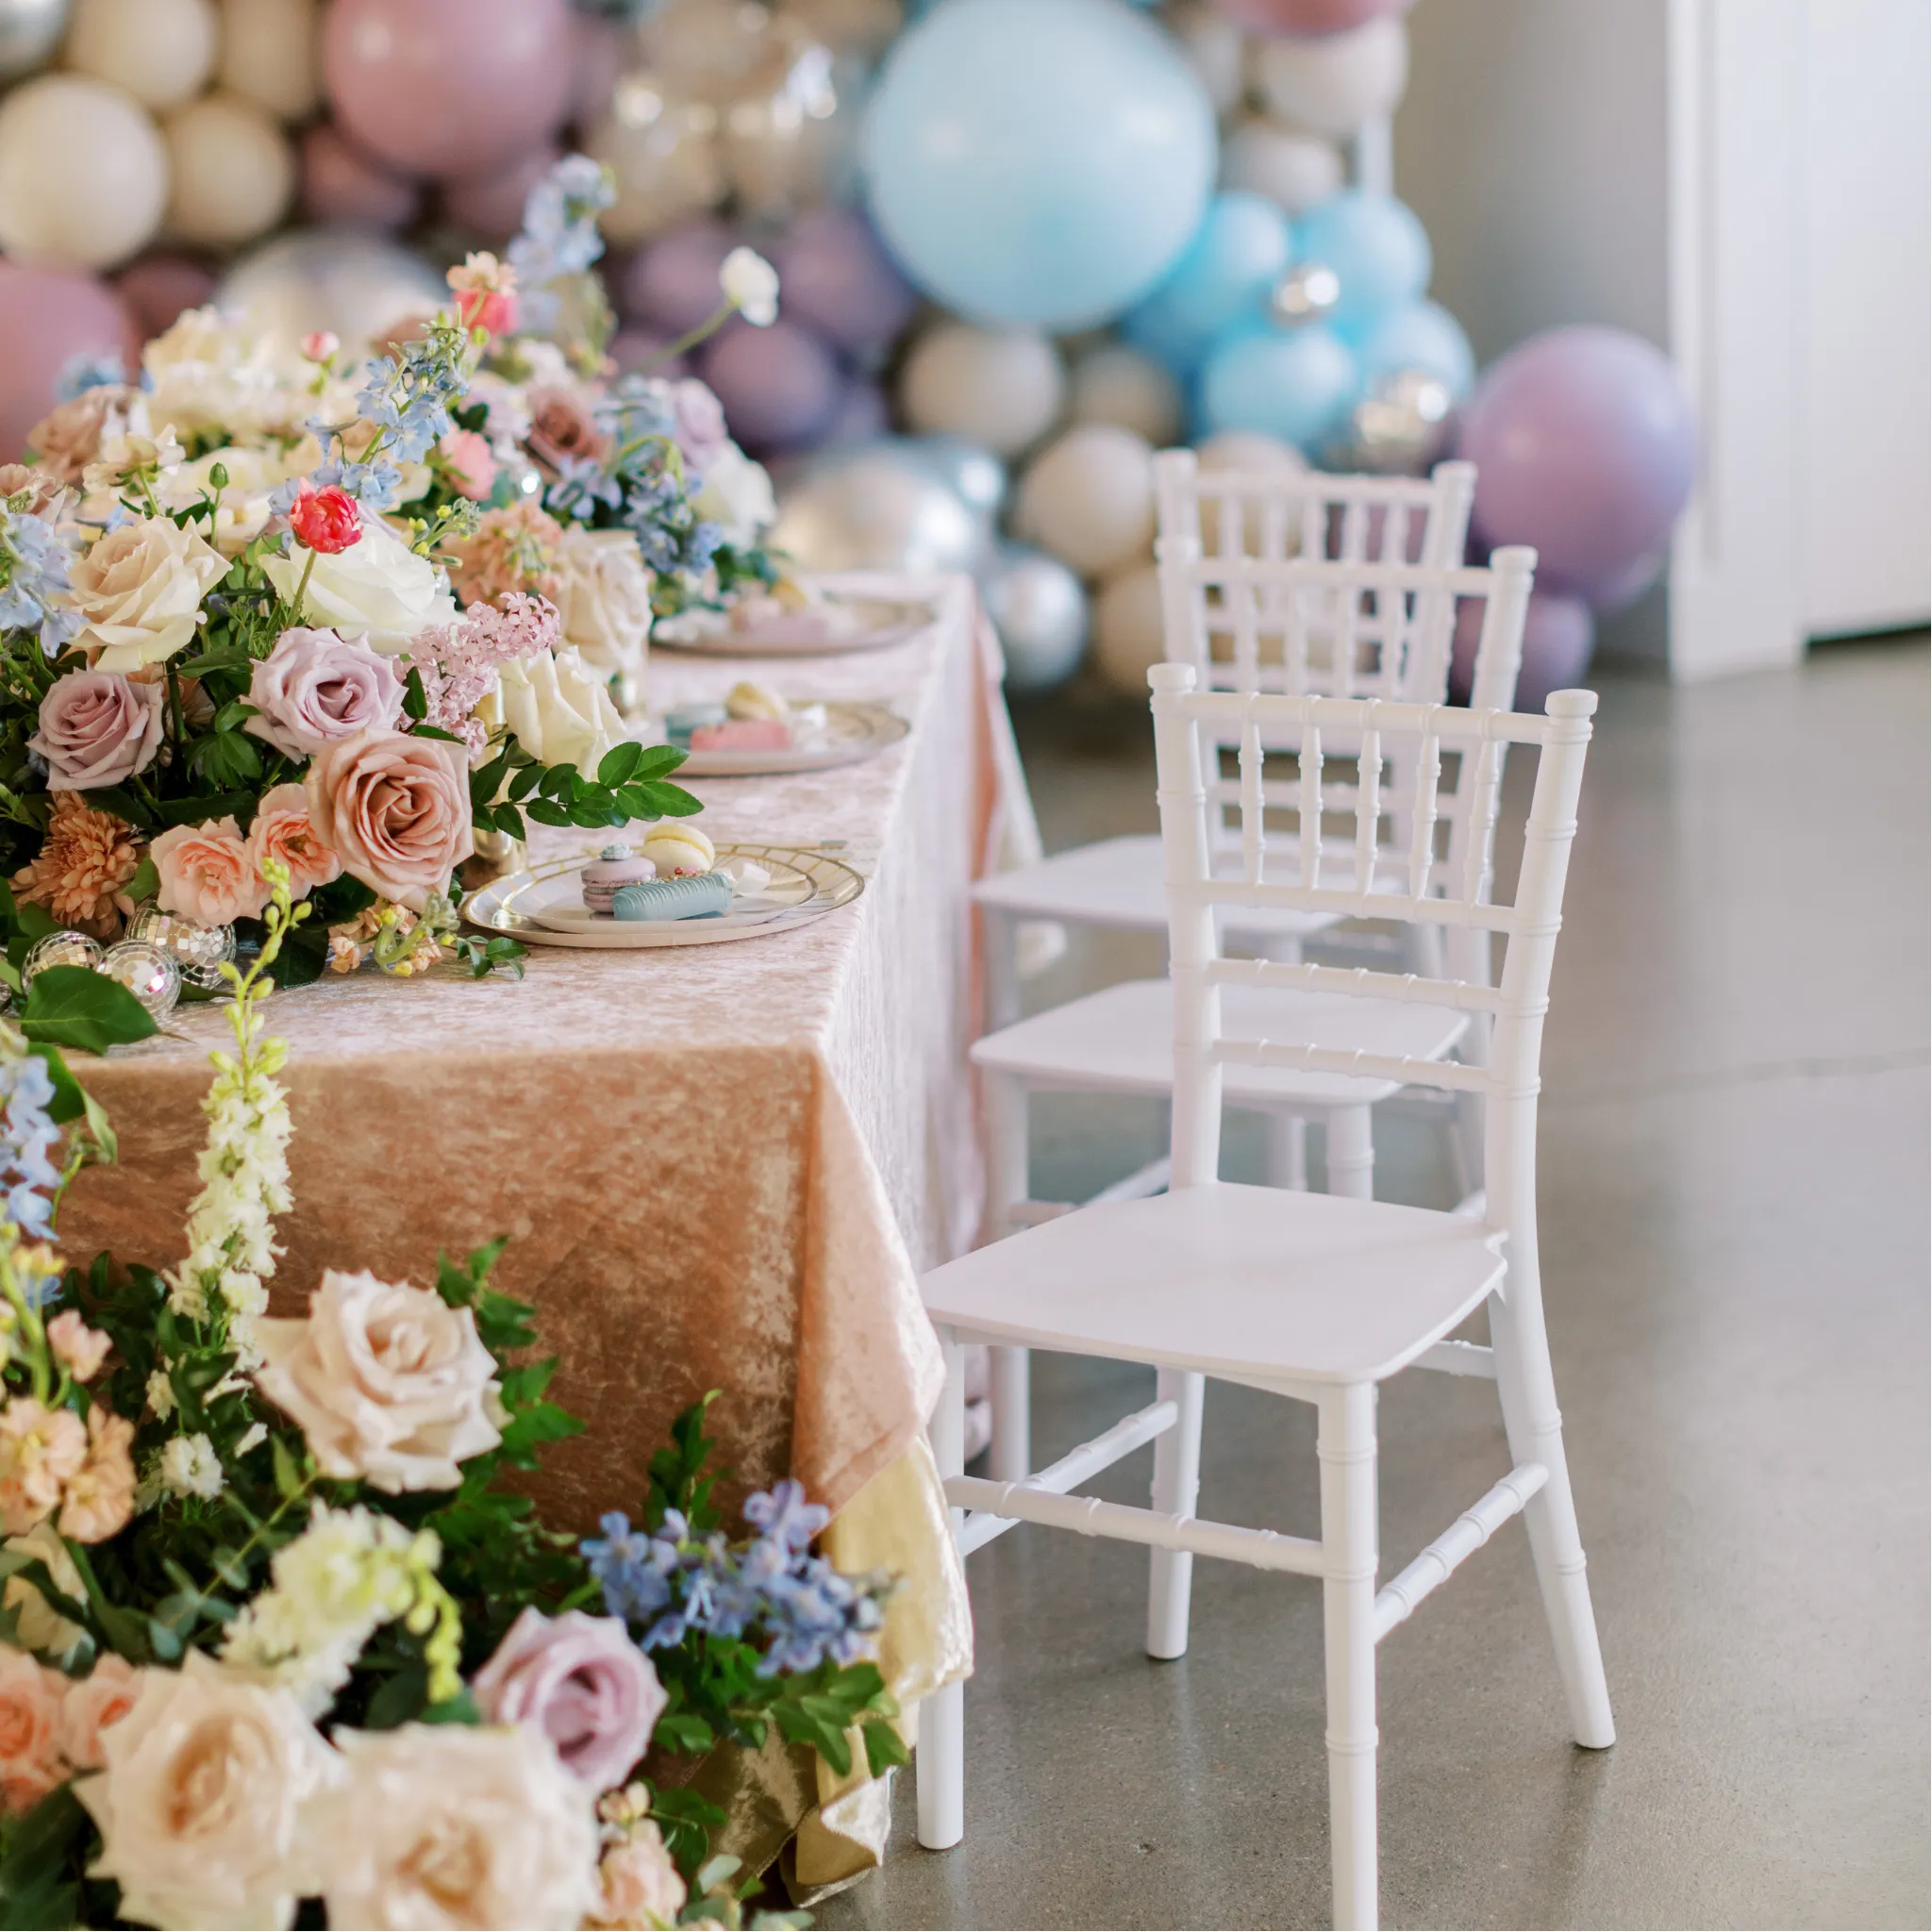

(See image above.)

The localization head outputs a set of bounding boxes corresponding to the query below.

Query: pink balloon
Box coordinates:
[608,328,690,380]
[621,222,738,337]
[442,144,561,241]
[302,123,422,230]
[772,208,916,357]
[115,256,218,341]
[0,262,140,463]
[1211,0,1413,36]
[820,377,890,449]
[699,321,841,455]
[324,0,576,182]
[1450,588,1594,711]
[571,11,626,127]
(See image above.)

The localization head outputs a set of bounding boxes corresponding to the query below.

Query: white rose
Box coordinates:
[76,1652,343,1932]
[318,1725,600,1932]
[3,1520,85,1654]
[719,245,779,326]
[692,441,776,549]
[71,514,226,674]
[478,647,626,777]
[142,305,310,441]
[251,1270,505,1494]
[553,525,653,681]
[262,515,458,655]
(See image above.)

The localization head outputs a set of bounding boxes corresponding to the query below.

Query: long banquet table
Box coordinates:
[61,571,1025,1893]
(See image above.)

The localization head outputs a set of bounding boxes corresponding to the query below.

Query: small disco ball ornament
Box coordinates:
[100,940,181,1021]
[1334,367,1453,474]
[127,898,237,991]
[1270,260,1341,328]
[21,929,104,987]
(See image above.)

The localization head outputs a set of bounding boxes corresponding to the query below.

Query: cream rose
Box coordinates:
[318,1725,600,1931]
[71,516,226,674]
[76,1653,341,1930]
[303,729,474,911]
[263,514,457,656]
[553,525,653,684]
[477,648,626,778]
[2,1520,85,1655]
[252,1270,505,1493]
[692,441,776,549]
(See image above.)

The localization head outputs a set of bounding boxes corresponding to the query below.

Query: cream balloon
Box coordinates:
[1013,425,1158,579]
[1223,118,1345,216]
[900,324,1063,460]
[586,79,727,247]
[219,0,320,121]
[1091,561,1168,696]
[1196,428,1310,554]
[0,75,167,271]
[1252,17,1408,138]
[217,230,447,358]
[1068,343,1183,448]
[164,94,296,248]
[1166,1,1245,116]
[66,0,216,108]
[787,0,901,58]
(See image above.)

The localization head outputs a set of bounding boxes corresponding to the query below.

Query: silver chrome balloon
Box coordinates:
[981,544,1088,694]
[772,439,995,575]
[0,0,67,81]
[907,434,1008,518]
[1333,367,1455,475]
[216,230,449,359]
[1269,260,1341,329]
[126,898,237,991]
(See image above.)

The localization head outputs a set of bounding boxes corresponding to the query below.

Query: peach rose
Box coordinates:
[0,1647,66,1814]
[151,817,267,926]
[58,1407,136,1545]
[303,729,474,912]
[593,1824,687,1929]
[439,427,497,500]
[245,783,342,900]
[59,1653,140,1772]
[44,1311,109,1384]
[0,1398,87,1537]
[70,515,226,674]
[25,389,123,486]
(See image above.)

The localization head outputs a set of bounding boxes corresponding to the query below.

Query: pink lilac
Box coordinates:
[410,592,560,754]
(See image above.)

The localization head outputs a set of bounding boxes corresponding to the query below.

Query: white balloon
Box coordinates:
[1222,117,1345,216]
[773,443,993,575]
[218,0,320,121]
[1068,343,1183,448]
[1165,0,1246,116]
[66,0,217,109]
[217,230,447,358]
[1013,424,1158,579]
[900,323,1064,460]
[0,75,167,271]
[1091,562,1168,695]
[1253,17,1408,138]
[164,94,296,248]
[984,545,1088,693]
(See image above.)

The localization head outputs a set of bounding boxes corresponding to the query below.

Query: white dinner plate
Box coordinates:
[667,701,908,777]
[460,842,864,950]
[652,597,929,657]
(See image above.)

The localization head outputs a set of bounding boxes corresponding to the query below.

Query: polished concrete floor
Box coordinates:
[822,638,1930,1931]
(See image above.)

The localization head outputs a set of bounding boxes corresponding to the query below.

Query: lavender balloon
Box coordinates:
[821,377,891,448]
[621,220,738,337]
[1450,587,1594,712]
[1459,325,1695,592]
[699,320,842,454]
[772,207,917,356]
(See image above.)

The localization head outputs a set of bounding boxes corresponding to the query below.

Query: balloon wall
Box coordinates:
[0,0,1693,703]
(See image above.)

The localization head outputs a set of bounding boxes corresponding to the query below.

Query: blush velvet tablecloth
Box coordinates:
[60,571,1032,1894]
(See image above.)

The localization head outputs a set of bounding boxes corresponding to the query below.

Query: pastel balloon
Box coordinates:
[0,75,168,272]
[1294,190,1431,333]
[442,145,562,242]
[621,220,738,337]
[773,440,993,575]
[1354,299,1474,398]
[1459,325,1696,590]
[1565,545,1668,615]
[699,319,842,454]
[907,435,1008,517]
[1014,424,1157,578]
[985,544,1088,693]
[1125,192,1294,374]
[607,328,689,380]
[0,260,139,461]
[900,324,1064,459]
[1213,0,1412,36]
[218,0,319,121]
[1222,118,1344,216]
[588,84,727,246]
[1199,325,1358,451]
[1091,560,1167,694]
[822,377,891,448]
[324,0,576,180]
[217,228,447,357]
[115,254,218,341]
[789,0,904,58]
[1253,15,1408,136]
[1450,588,1593,712]
[164,94,296,248]
[1166,1,1246,114]
[1068,342,1183,447]
[772,207,916,356]
[301,122,421,230]
[66,0,216,109]
[862,0,1216,328]
[0,0,67,82]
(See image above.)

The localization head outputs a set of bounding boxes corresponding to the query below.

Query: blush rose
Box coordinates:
[303,728,474,912]
[151,817,267,925]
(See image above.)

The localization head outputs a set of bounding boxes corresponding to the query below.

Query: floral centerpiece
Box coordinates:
[0,157,786,991]
[0,874,906,1929]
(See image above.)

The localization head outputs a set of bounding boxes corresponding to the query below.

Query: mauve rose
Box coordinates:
[246,626,406,759]
[471,1607,666,1791]
[671,378,729,480]
[527,385,610,473]
[28,671,164,790]
[304,729,474,911]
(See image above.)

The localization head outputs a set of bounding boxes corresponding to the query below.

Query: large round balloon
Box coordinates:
[1353,298,1473,398]
[0,0,69,83]
[1199,325,1358,450]
[1450,587,1593,712]
[0,261,139,462]
[1294,190,1430,335]
[771,206,916,356]
[1458,325,1696,591]
[862,0,1216,328]
[899,323,1064,458]
[323,0,576,181]
[773,440,995,575]
[1252,14,1407,135]
[984,543,1088,693]
[1123,191,1293,375]
[0,75,168,272]
[1213,0,1412,37]
[698,320,842,455]
[216,229,447,356]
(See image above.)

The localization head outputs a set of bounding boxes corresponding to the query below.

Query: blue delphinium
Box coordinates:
[0,510,82,655]
[55,351,126,402]
[509,155,616,291]
[0,1053,63,1244]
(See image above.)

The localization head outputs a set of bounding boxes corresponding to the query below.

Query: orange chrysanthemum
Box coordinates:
[11,794,142,940]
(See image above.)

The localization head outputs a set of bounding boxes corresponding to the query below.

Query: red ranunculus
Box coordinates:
[288,483,363,555]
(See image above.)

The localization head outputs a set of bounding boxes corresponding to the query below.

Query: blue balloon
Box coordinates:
[1199,325,1359,451]
[1294,191,1432,336]
[861,0,1217,330]
[1354,299,1474,399]
[1123,191,1293,375]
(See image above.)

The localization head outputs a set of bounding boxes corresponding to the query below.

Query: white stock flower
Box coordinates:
[719,246,779,326]
[261,514,458,656]
[158,1433,224,1501]
[478,646,626,777]
[76,1652,342,1931]
[144,1369,175,1421]
[692,441,776,549]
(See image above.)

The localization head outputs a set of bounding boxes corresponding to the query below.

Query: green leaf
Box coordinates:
[524,798,572,828]
[145,1616,183,1663]
[862,1718,909,1777]
[653,1709,715,1755]
[630,743,688,781]
[420,1689,481,1726]
[597,741,644,788]
[638,781,705,819]
[171,645,251,678]
[568,793,620,830]
[80,784,156,831]
[508,763,543,802]
[21,965,158,1056]
[412,724,464,743]
[363,1664,429,1731]
[125,856,159,902]
[402,665,429,722]
[491,802,526,841]
[154,791,257,828]
[24,1043,86,1125]
[271,1434,304,1499]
